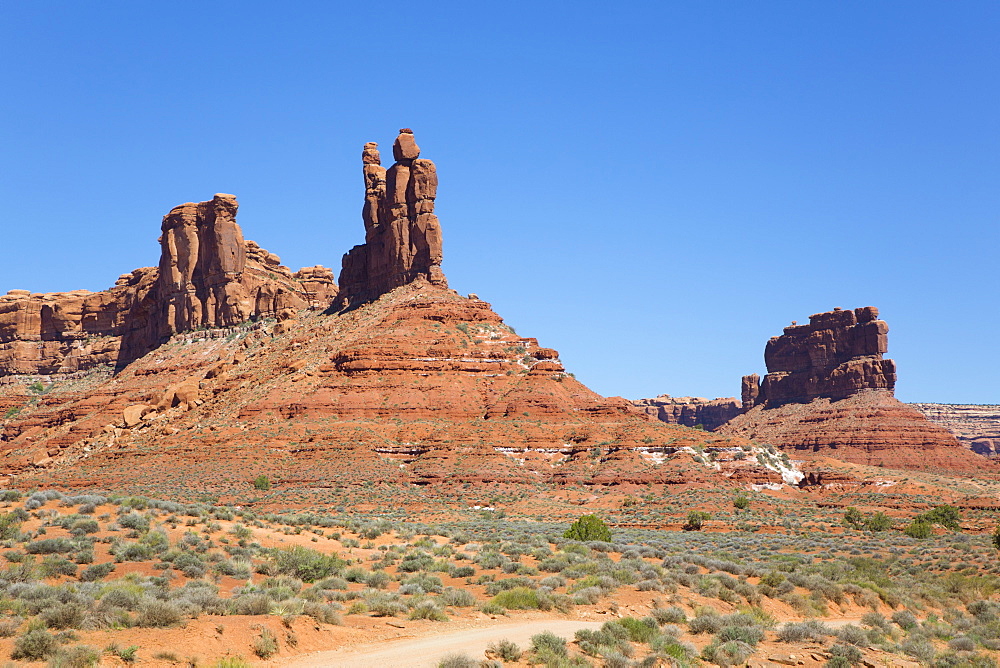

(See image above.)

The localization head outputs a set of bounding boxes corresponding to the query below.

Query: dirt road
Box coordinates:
[283,618,603,667]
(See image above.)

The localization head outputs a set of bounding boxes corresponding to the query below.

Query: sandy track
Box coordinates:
[283,618,603,667]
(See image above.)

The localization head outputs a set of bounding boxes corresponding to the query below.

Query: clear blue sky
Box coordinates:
[2,1,997,404]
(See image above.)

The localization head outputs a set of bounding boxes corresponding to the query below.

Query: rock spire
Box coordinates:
[337,129,446,310]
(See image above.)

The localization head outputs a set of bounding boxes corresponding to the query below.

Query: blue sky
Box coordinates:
[2,1,997,403]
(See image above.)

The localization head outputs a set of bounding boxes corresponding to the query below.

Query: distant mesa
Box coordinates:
[631,395,740,432]
[719,306,990,472]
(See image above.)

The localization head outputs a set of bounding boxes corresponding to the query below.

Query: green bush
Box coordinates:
[12,628,58,660]
[252,628,278,659]
[273,545,344,582]
[486,638,522,662]
[733,495,750,510]
[684,511,711,531]
[863,512,893,532]
[492,586,545,610]
[563,514,611,542]
[905,519,933,539]
[843,507,865,529]
[0,512,23,540]
[80,562,115,582]
[253,475,271,491]
[920,505,962,530]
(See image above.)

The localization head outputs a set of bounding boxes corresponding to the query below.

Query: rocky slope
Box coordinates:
[0,130,790,507]
[0,195,335,376]
[911,403,1000,459]
[722,307,989,472]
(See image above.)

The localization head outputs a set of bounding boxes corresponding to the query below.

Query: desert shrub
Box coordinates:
[864,513,893,532]
[949,636,976,652]
[689,612,723,634]
[893,610,919,630]
[479,601,506,615]
[440,587,476,607]
[49,644,102,668]
[252,628,278,659]
[777,620,832,643]
[531,630,568,657]
[12,627,58,660]
[860,612,892,633]
[684,511,711,531]
[844,507,865,529]
[302,601,341,624]
[79,562,115,582]
[905,519,934,539]
[40,602,88,630]
[835,624,870,647]
[492,586,545,610]
[409,600,448,621]
[901,637,937,663]
[733,495,750,510]
[702,639,754,667]
[920,505,962,530]
[272,546,343,582]
[487,638,522,662]
[368,593,407,617]
[652,606,686,624]
[0,511,23,540]
[617,616,657,643]
[230,594,272,615]
[118,512,150,532]
[718,624,764,646]
[136,600,184,628]
[564,514,611,542]
[26,537,74,554]
[448,564,475,578]
[253,475,271,491]
[0,616,23,637]
[827,644,863,667]
[40,555,78,578]
[437,654,478,668]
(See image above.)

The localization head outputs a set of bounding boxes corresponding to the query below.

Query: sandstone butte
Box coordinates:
[0,130,789,505]
[719,306,992,473]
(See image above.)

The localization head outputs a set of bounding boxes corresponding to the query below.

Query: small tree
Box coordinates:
[920,505,961,531]
[733,495,750,510]
[843,507,865,529]
[904,518,933,539]
[863,512,892,532]
[683,511,711,531]
[563,514,611,542]
[992,525,1000,551]
[253,475,271,491]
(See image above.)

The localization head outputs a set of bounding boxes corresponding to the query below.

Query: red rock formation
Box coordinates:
[337,130,446,310]
[743,306,896,409]
[911,403,1000,459]
[632,395,741,431]
[0,196,337,375]
[723,306,990,472]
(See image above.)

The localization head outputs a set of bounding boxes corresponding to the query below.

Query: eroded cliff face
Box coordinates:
[631,395,741,431]
[912,403,1000,459]
[742,306,896,409]
[722,306,988,472]
[0,195,337,376]
[337,130,446,310]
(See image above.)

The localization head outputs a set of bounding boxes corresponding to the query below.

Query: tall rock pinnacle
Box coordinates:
[337,129,446,310]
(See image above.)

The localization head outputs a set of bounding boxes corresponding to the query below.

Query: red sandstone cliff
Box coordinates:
[631,395,741,431]
[722,307,988,472]
[0,195,336,375]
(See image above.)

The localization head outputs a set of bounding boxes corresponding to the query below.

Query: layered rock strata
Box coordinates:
[0,195,336,375]
[742,306,896,409]
[912,403,1000,459]
[337,130,446,310]
[722,307,988,472]
[632,395,740,431]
